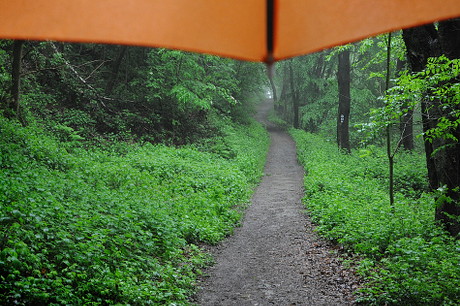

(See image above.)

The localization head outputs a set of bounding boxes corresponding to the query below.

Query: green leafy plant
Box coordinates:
[291,129,460,305]
[359,56,460,145]
[0,115,269,305]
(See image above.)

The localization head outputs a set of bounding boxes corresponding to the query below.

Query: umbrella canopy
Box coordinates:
[1,0,460,62]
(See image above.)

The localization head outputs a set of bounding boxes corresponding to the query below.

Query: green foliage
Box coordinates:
[417,56,460,143]
[268,109,289,130]
[0,40,265,144]
[354,34,406,76]
[277,53,338,133]
[274,35,408,146]
[0,39,268,304]
[0,41,11,103]
[360,55,460,145]
[291,129,460,305]
[193,114,269,184]
[356,146,428,197]
[0,116,269,304]
[141,49,262,143]
[361,236,460,305]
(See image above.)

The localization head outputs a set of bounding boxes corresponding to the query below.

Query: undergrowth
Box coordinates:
[0,116,269,305]
[291,129,460,305]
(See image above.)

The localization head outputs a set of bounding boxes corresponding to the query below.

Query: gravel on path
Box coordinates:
[194,99,360,305]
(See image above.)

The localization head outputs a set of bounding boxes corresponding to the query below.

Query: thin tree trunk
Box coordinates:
[385,33,395,210]
[396,58,414,150]
[337,50,351,152]
[105,45,127,95]
[289,60,299,129]
[400,110,414,150]
[278,63,290,118]
[9,40,24,117]
[267,64,277,105]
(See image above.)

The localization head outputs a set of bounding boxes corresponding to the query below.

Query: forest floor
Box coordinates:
[193,99,361,305]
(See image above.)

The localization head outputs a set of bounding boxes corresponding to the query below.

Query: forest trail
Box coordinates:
[194,99,358,305]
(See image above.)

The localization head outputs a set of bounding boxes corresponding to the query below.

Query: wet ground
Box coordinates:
[194,99,359,305]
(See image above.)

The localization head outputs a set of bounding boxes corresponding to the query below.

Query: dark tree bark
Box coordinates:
[289,60,299,129]
[402,25,441,190]
[277,63,290,116]
[312,53,325,97]
[403,19,460,236]
[438,19,460,59]
[8,40,24,117]
[433,18,460,236]
[337,50,351,152]
[105,45,127,95]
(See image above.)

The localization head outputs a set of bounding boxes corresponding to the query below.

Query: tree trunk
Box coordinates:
[396,58,414,150]
[289,60,299,129]
[278,63,290,119]
[8,40,24,117]
[403,20,460,236]
[400,110,414,150]
[267,64,277,105]
[337,50,351,152]
[105,45,127,95]
[402,25,440,190]
[438,19,460,60]
[433,19,460,236]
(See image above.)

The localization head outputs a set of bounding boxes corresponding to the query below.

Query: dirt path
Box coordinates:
[194,99,358,305]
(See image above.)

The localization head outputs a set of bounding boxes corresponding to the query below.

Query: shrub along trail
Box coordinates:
[195,99,359,305]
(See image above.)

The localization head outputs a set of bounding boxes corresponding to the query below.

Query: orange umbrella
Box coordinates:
[1,0,460,63]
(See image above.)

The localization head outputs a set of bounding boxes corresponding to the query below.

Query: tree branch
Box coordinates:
[49,42,135,110]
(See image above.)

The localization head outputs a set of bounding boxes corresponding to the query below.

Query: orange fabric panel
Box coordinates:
[1,0,460,62]
[275,0,460,61]
[0,0,266,62]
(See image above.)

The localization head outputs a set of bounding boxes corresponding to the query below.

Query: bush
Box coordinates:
[0,116,269,304]
[291,129,460,305]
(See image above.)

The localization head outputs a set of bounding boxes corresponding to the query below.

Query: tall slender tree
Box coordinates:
[105,45,128,96]
[402,19,460,235]
[267,64,277,104]
[337,49,351,152]
[289,59,300,129]
[396,59,415,150]
[7,40,24,118]
[277,62,290,117]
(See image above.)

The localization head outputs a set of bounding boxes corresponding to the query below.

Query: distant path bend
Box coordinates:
[195,99,357,305]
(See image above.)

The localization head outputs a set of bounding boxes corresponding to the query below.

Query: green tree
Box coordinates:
[0,40,266,144]
[0,40,24,119]
[400,19,460,235]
